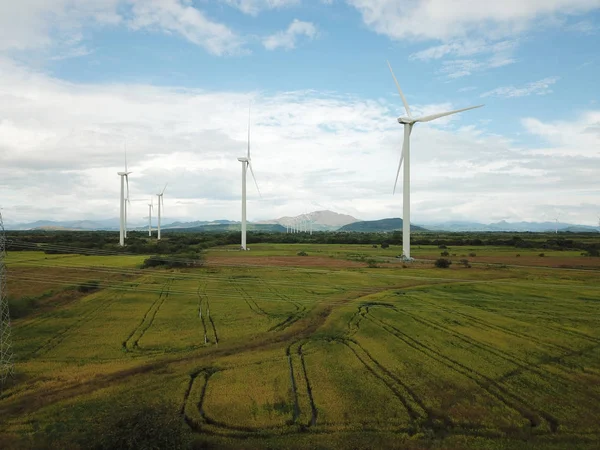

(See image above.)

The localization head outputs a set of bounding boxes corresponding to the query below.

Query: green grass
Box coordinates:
[1,245,600,449]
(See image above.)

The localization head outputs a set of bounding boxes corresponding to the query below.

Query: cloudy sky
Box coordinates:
[0,0,599,226]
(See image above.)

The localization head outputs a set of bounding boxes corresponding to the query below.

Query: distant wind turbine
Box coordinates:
[147,197,154,237]
[387,61,483,260]
[157,183,167,240]
[237,104,261,251]
[117,149,131,247]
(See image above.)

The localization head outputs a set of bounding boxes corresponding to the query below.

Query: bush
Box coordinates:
[438,245,447,249]
[78,280,100,293]
[366,259,378,268]
[468,252,476,257]
[434,258,452,268]
[440,251,450,257]
[516,254,521,257]
[586,249,599,257]
[142,253,204,269]
[538,253,545,257]
[297,251,308,256]
[381,241,390,249]
[459,259,471,268]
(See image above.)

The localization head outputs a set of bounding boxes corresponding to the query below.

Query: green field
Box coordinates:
[1,243,600,449]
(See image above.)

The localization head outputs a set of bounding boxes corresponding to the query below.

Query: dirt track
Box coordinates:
[206,256,364,269]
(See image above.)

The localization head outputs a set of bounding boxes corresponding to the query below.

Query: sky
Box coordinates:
[0,0,599,226]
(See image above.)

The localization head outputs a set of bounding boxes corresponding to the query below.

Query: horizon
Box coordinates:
[1,1,599,225]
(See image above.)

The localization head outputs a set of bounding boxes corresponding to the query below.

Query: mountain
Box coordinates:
[338,218,427,232]
[164,223,286,233]
[257,210,360,231]
[424,220,599,232]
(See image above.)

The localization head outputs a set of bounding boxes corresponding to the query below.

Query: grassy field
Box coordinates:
[1,243,600,449]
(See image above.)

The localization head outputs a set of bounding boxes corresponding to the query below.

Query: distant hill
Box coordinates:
[164,223,286,233]
[338,218,427,232]
[424,220,600,233]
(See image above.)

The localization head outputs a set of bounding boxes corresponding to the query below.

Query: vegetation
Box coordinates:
[1,237,600,449]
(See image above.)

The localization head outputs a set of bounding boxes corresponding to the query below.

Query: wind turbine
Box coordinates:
[387,61,483,260]
[117,152,131,247]
[147,197,154,237]
[237,104,261,251]
[156,183,167,240]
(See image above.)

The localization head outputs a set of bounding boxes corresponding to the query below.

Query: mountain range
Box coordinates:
[4,212,599,233]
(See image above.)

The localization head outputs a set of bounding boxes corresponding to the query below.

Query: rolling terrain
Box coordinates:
[1,241,599,449]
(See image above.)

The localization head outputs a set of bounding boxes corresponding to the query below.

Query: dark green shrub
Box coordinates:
[381,241,390,249]
[78,280,100,293]
[440,251,450,257]
[469,252,476,257]
[434,258,452,268]
[297,251,308,256]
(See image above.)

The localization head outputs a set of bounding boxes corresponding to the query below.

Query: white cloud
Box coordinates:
[346,0,600,42]
[0,0,121,51]
[0,0,244,57]
[127,0,244,55]
[481,77,560,98]
[0,58,598,225]
[263,19,317,50]
[221,0,300,16]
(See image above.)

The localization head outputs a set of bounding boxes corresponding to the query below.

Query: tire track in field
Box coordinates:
[285,343,301,424]
[297,342,318,427]
[133,278,173,348]
[232,283,270,317]
[262,278,308,332]
[395,306,588,388]
[30,289,129,357]
[416,296,571,353]
[365,308,559,432]
[121,278,172,351]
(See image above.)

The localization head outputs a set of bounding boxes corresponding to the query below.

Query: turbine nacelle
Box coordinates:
[237,157,249,163]
[397,117,415,125]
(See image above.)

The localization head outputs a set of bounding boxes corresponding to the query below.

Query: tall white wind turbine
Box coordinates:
[387,61,483,260]
[117,154,131,247]
[147,197,154,237]
[157,183,167,240]
[237,104,261,251]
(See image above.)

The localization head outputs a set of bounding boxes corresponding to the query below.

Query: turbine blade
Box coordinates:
[415,104,483,123]
[387,60,412,118]
[393,125,410,195]
[124,138,128,172]
[161,183,168,194]
[126,175,130,202]
[248,162,261,198]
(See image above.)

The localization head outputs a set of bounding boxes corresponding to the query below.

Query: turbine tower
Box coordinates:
[117,155,131,247]
[387,61,483,260]
[156,184,167,240]
[237,104,261,251]
[147,197,154,237]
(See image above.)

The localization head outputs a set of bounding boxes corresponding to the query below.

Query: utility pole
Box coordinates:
[0,211,14,390]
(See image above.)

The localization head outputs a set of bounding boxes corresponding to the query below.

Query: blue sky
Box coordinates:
[0,0,599,225]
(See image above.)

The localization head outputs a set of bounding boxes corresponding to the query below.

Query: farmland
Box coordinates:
[1,240,600,449]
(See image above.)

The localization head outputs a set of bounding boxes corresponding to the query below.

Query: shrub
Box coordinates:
[538,253,545,257]
[297,251,308,256]
[381,241,390,249]
[468,252,476,257]
[438,245,447,249]
[366,259,378,268]
[434,258,452,268]
[586,249,599,257]
[78,280,100,293]
[516,254,521,257]
[459,259,471,268]
[372,244,378,248]
[142,253,203,269]
[440,251,450,257]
